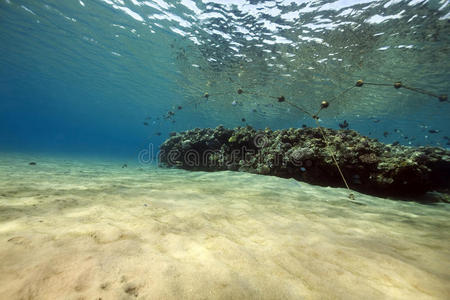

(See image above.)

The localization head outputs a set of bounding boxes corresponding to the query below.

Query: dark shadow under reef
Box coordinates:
[159,126,450,201]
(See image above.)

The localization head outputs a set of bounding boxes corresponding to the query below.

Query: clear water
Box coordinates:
[1,0,450,298]
[1,0,449,155]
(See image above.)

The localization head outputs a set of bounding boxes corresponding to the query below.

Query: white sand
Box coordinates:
[0,154,449,299]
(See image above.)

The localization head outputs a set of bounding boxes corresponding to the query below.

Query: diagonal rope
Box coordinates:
[314,118,355,200]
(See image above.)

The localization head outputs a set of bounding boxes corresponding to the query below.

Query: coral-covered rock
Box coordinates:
[159,126,450,197]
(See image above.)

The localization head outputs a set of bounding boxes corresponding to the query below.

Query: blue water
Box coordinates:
[1,2,450,298]
[1,0,449,159]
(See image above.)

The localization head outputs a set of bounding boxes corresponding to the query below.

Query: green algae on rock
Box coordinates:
[159,126,450,198]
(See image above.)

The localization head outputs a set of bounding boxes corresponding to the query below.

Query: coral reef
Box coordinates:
[160,126,450,197]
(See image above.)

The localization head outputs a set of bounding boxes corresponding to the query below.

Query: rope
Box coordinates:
[316,85,355,117]
[195,79,447,201]
[314,118,355,200]
[356,80,447,101]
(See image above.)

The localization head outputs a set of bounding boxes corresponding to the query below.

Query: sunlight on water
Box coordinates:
[0,154,449,299]
[1,0,449,136]
[1,0,450,298]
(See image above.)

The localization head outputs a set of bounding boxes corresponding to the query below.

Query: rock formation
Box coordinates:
[159,126,450,197]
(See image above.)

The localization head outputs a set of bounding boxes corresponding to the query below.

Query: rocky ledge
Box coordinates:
[159,126,450,197]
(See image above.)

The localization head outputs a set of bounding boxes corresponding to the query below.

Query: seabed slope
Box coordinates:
[0,154,449,299]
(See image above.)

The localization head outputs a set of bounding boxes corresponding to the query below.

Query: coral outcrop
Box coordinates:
[159,126,450,197]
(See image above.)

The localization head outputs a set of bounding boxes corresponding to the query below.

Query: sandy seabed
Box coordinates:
[0,153,449,300]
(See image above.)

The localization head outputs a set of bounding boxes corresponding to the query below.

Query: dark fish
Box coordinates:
[122,164,128,168]
[29,162,36,166]
[252,109,257,113]
[429,129,440,134]
[302,124,307,128]
[339,120,349,129]
[372,119,380,123]
[404,136,408,139]
[177,106,182,110]
[383,131,389,137]
[443,136,449,140]
[145,117,152,120]
[163,111,175,120]
[392,141,399,146]
[155,132,161,136]
[241,118,246,122]
[143,122,149,126]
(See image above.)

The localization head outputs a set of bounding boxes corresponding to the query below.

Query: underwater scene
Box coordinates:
[1,0,450,299]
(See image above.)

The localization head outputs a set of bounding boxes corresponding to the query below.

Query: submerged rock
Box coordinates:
[159,126,450,198]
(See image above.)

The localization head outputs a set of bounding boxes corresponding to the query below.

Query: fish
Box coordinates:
[429,129,440,134]
[241,118,246,122]
[383,131,389,137]
[339,120,349,129]
[143,122,149,126]
[163,111,175,120]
